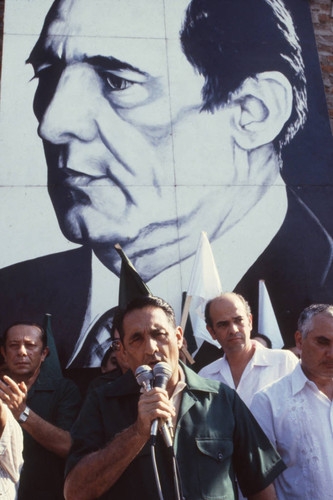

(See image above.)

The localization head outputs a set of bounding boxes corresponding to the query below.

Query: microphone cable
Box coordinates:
[135,363,184,500]
[152,363,183,500]
[135,365,164,500]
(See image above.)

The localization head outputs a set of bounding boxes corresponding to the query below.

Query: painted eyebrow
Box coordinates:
[82,55,148,78]
[26,42,148,80]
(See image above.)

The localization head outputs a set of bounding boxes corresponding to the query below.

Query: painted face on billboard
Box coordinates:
[29,0,296,279]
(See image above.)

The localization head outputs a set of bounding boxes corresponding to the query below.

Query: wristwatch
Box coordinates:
[18,406,30,424]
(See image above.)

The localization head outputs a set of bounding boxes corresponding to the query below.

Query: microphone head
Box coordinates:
[152,362,172,389]
[135,365,153,388]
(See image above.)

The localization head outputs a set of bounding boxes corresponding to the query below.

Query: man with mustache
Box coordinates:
[0,322,81,499]
[199,293,298,407]
[65,295,285,499]
[251,303,333,499]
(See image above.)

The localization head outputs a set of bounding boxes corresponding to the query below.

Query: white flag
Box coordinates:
[182,232,222,348]
[258,280,284,349]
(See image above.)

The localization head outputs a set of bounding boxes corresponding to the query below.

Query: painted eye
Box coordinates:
[105,73,132,91]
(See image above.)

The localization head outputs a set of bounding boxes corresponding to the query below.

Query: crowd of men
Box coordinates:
[0,293,332,500]
[0,0,332,498]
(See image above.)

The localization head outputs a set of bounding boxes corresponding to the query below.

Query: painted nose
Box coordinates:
[38,64,100,145]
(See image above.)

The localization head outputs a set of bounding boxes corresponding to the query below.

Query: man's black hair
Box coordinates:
[118,296,176,343]
[2,321,47,351]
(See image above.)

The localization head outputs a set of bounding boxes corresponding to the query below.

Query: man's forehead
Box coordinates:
[6,325,42,341]
[123,306,173,332]
[47,0,190,40]
[309,313,333,336]
[212,297,247,318]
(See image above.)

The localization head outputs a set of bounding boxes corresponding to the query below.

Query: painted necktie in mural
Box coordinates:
[0,0,332,371]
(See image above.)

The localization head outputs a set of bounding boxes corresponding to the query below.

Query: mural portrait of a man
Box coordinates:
[0,0,332,374]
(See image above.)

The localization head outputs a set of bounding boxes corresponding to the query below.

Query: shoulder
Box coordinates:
[184,364,238,405]
[253,368,293,403]
[266,347,298,363]
[0,247,90,281]
[33,373,81,403]
[198,356,224,377]
[255,342,299,368]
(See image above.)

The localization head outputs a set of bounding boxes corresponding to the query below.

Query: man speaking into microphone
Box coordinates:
[64,296,284,499]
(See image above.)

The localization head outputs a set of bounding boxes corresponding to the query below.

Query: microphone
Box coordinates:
[153,362,173,390]
[151,362,173,448]
[135,365,153,392]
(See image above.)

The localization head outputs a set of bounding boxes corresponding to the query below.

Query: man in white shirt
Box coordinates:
[0,399,23,499]
[250,303,333,500]
[199,293,298,407]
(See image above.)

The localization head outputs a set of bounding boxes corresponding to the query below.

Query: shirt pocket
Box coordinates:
[195,437,234,500]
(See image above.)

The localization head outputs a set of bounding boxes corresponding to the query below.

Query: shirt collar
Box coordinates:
[250,340,274,367]
[170,365,186,400]
[290,362,310,396]
[218,340,272,374]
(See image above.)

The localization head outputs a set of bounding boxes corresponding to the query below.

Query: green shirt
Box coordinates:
[19,370,81,500]
[67,364,285,499]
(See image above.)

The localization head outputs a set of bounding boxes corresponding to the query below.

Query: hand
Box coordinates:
[0,375,28,420]
[0,397,5,417]
[135,387,175,439]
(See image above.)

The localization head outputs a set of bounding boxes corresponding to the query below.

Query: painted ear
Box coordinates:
[229,71,293,149]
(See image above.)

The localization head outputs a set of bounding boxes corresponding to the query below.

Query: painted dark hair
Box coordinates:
[180,0,307,151]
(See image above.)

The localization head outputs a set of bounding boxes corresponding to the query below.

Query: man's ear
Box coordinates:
[119,341,128,360]
[41,346,49,362]
[206,325,216,340]
[176,327,184,349]
[229,71,293,149]
[295,330,303,351]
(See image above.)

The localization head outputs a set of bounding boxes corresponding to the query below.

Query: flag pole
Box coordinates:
[180,294,195,365]
[180,295,192,332]
[115,243,194,363]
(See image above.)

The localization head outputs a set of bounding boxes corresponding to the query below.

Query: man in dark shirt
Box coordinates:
[65,296,284,499]
[0,322,81,499]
